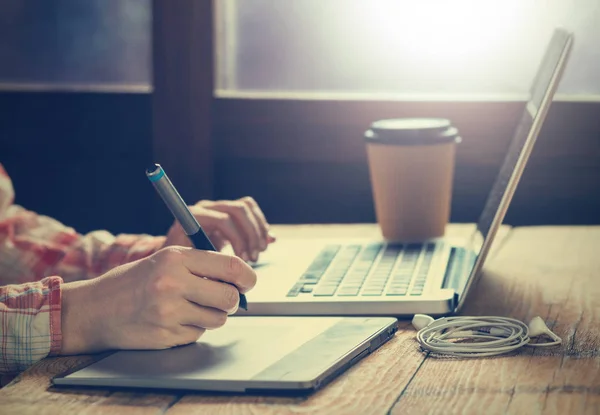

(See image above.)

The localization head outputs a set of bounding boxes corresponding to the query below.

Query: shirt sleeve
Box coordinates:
[0,276,62,375]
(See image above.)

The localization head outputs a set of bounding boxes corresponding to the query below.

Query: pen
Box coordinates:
[146,163,247,310]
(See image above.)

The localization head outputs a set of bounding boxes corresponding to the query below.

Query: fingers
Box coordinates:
[193,208,248,260]
[206,201,263,261]
[240,197,272,250]
[178,300,230,330]
[182,274,241,314]
[178,248,257,294]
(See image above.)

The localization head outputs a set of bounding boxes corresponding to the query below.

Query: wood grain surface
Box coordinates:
[0,224,598,415]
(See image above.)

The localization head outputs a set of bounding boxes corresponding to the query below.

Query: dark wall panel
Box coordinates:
[0,92,172,236]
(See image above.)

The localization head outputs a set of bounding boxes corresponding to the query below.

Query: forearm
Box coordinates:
[0,204,164,285]
[51,231,165,282]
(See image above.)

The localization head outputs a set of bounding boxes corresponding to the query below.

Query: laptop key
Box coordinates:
[364,285,385,291]
[368,283,388,289]
[300,284,316,293]
[286,282,304,297]
[337,287,360,296]
[362,290,383,296]
[300,272,321,282]
[391,278,411,285]
[319,282,341,288]
[390,282,409,288]
[313,287,337,296]
[343,282,363,288]
[346,273,367,279]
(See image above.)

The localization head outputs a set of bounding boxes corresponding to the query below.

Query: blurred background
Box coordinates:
[1,0,599,236]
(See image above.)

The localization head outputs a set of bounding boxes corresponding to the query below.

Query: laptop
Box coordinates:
[53,316,398,393]
[236,28,574,317]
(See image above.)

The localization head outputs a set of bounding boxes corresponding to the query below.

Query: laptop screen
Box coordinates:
[456,28,573,309]
[477,29,572,239]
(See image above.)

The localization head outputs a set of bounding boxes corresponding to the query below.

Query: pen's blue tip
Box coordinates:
[146,165,164,182]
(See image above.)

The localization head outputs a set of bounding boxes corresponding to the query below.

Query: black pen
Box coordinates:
[146,163,247,310]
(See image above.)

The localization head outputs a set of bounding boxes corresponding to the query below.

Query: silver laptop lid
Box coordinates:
[455,28,574,312]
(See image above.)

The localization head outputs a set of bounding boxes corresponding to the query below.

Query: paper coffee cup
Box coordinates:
[364,118,461,242]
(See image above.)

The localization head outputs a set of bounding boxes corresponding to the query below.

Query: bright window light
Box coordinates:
[216,0,600,99]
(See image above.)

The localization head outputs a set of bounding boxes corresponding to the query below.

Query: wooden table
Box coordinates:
[1,224,599,415]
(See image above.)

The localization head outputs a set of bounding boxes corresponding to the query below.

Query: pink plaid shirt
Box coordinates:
[0,164,165,376]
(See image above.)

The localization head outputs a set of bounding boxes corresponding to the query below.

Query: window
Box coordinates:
[0,0,151,91]
[216,0,600,99]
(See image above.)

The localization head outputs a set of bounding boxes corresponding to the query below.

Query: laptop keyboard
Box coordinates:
[287,242,437,298]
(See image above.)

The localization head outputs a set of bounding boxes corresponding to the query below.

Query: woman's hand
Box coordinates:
[163,197,276,262]
[61,247,257,355]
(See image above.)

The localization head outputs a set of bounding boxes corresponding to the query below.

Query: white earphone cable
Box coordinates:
[412,315,561,357]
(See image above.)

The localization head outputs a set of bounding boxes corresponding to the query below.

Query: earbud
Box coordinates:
[527,316,562,346]
[527,316,551,337]
[412,314,435,331]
